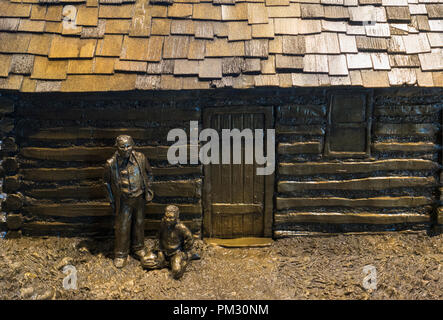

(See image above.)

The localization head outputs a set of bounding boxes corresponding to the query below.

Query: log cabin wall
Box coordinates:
[0,87,441,238]
[6,92,203,237]
[275,88,442,237]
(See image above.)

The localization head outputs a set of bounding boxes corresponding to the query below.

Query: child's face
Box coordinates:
[164,210,177,226]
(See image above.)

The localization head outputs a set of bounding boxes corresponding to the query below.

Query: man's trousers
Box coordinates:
[114,195,145,259]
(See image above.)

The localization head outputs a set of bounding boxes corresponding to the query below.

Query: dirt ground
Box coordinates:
[0,231,441,300]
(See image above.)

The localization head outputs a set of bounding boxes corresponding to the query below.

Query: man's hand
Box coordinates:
[145,190,154,202]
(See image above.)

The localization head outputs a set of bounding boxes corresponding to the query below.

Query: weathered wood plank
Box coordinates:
[152,179,202,198]
[25,127,176,141]
[22,219,201,236]
[212,203,262,215]
[374,123,439,136]
[21,166,202,181]
[20,146,173,161]
[275,212,431,224]
[278,142,322,154]
[16,106,201,122]
[279,159,439,175]
[276,196,433,209]
[372,142,438,153]
[22,167,105,181]
[278,176,436,192]
[25,185,107,200]
[25,202,202,217]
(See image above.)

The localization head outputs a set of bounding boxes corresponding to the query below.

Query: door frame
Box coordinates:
[202,106,275,238]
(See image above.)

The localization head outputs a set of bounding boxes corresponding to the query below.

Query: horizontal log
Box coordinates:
[278,142,322,154]
[21,166,202,181]
[374,104,440,116]
[279,159,439,175]
[212,203,262,215]
[153,179,201,198]
[25,127,177,141]
[372,142,439,153]
[22,221,112,237]
[25,202,202,217]
[22,218,200,236]
[16,106,200,122]
[276,124,325,135]
[25,185,106,200]
[277,105,327,122]
[20,146,173,162]
[374,124,438,136]
[22,167,105,181]
[276,196,433,210]
[278,176,436,192]
[275,212,431,225]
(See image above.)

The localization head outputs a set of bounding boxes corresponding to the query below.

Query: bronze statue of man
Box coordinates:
[143,205,195,279]
[104,135,154,268]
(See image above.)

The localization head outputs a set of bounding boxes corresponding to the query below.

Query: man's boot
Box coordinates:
[114,257,127,268]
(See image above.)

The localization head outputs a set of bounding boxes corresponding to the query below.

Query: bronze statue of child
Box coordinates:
[143,205,197,279]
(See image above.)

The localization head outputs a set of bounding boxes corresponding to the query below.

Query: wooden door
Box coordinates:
[203,107,274,238]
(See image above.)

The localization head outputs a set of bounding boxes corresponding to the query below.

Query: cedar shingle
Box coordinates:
[0,2,32,18]
[254,74,279,87]
[120,36,149,61]
[168,3,193,18]
[163,36,190,59]
[247,3,268,24]
[282,36,305,55]
[104,19,131,34]
[10,54,34,74]
[243,58,261,73]
[114,60,147,72]
[269,36,283,53]
[426,4,443,18]
[245,39,268,58]
[370,52,391,70]
[228,21,252,41]
[252,20,274,38]
[403,34,431,54]
[206,38,245,57]
[193,4,221,20]
[81,20,105,38]
[76,7,99,26]
[328,55,348,75]
[361,70,389,87]
[195,21,214,39]
[346,53,373,69]
[0,33,32,53]
[136,75,161,90]
[388,54,420,67]
[356,36,388,51]
[129,12,151,37]
[188,39,206,60]
[386,6,410,22]
[323,6,349,19]
[338,34,358,53]
[99,4,134,18]
[275,54,303,70]
[45,6,62,22]
[67,59,94,74]
[199,58,222,79]
[30,5,47,20]
[173,59,199,75]
[261,55,275,74]
[171,20,195,35]
[222,57,244,75]
[305,33,340,54]
[303,54,329,73]
[96,34,123,57]
[267,4,301,18]
[300,4,324,18]
[0,18,19,31]
[18,19,45,32]
[221,3,248,21]
[418,52,443,71]
[31,56,68,80]
[151,18,171,35]
[93,57,116,74]
[0,54,12,77]
[27,33,52,55]
[388,68,416,86]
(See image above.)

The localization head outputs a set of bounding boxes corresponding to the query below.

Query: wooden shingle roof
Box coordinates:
[0,0,442,92]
